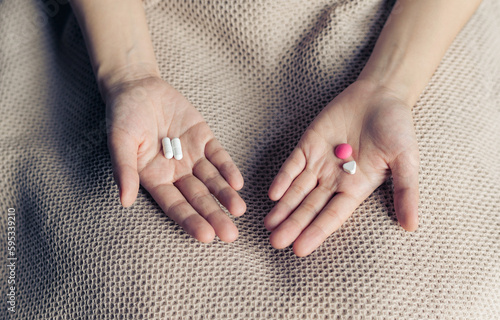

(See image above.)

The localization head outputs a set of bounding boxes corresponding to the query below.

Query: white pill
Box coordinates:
[162,137,173,159]
[343,160,356,174]
[171,138,183,160]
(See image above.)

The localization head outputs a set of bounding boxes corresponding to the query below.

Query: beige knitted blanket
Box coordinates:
[1,0,499,319]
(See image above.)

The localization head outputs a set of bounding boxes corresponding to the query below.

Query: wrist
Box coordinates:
[69,0,160,102]
[356,0,482,108]
[98,61,161,103]
[357,49,421,108]
[352,77,414,112]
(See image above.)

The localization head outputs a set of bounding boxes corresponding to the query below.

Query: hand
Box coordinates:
[265,80,419,256]
[105,76,246,243]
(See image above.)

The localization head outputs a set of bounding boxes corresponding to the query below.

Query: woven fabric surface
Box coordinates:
[1,0,499,319]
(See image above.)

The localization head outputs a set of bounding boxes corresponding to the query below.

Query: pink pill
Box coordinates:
[335,143,352,159]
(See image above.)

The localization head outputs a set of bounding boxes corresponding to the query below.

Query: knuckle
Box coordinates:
[322,208,342,230]
[167,199,187,215]
[287,216,305,231]
[204,172,221,186]
[299,201,318,215]
[291,183,307,197]
[219,160,236,176]
[190,190,211,206]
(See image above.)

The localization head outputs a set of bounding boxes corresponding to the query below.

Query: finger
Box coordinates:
[193,158,246,217]
[148,182,216,243]
[268,185,334,249]
[389,152,419,232]
[293,192,363,257]
[205,138,244,191]
[265,169,317,230]
[107,130,140,207]
[175,174,239,243]
[268,148,306,201]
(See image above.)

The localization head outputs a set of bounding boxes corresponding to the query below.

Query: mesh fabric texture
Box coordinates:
[1,0,499,319]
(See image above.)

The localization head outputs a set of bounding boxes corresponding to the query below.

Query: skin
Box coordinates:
[69,0,482,252]
[70,0,245,243]
[105,77,246,243]
[266,80,419,256]
[266,0,483,256]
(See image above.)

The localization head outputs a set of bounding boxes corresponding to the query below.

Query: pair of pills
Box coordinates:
[162,137,183,160]
[335,143,356,175]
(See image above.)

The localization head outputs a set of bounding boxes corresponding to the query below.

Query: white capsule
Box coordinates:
[162,137,173,159]
[171,138,183,160]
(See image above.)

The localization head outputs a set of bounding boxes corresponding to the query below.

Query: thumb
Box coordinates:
[389,150,420,231]
[108,129,140,207]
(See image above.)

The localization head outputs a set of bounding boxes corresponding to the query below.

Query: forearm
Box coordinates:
[358,0,482,107]
[69,0,160,100]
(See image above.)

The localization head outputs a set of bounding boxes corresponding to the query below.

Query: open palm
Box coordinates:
[106,76,246,243]
[265,80,419,256]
